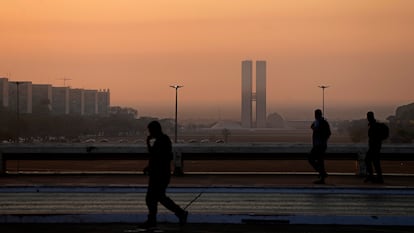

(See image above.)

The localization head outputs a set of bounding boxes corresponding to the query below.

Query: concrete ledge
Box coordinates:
[1,213,413,226]
[2,186,414,195]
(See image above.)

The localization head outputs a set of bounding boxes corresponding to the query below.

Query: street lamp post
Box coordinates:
[170,85,183,143]
[318,85,329,116]
[170,85,184,176]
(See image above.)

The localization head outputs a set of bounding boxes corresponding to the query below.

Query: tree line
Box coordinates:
[0,106,175,142]
[1,103,413,143]
[338,103,414,143]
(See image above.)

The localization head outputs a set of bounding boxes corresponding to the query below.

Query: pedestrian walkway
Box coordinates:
[1,186,414,225]
[0,174,414,226]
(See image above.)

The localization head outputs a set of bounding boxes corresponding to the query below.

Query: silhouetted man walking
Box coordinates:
[141,121,188,229]
[365,111,386,184]
[309,109,331,184]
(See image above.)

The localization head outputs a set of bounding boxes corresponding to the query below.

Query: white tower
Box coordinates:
[241,60,267,128]
[256,61,267,128]
[241,60,253,128]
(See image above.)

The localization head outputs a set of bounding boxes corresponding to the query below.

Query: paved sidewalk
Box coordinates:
[2,186,414,225]
[1,174,414,226]
[1,223,413,233]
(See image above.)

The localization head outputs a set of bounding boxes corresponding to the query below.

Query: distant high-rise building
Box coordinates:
[52,87,69,115]
[256,61,267,128]
[84,90,98,115]
[69,88,85,115]
[241,60,267,128]
[32,84,52,114]
[8,81,32,114]
[241,60,253,128]
[0,77,9,108]
[3,78,110,116]
[97,89,110,116]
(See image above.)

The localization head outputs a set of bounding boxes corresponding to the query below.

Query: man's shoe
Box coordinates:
[364,176,374,183]
[317,173,328,179]
[139,220,156,229]
[313,179,325,184]
[178,211,188,226]
[374,177,384,184]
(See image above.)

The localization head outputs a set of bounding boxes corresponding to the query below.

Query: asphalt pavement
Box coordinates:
[1,173,414,232]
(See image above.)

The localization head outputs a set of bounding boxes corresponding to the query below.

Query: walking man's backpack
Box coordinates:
[377,123,389,141]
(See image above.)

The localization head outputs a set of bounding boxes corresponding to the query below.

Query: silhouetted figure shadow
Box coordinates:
[364,111,386,184]
[140,121,188,229]
[308,109,331,184]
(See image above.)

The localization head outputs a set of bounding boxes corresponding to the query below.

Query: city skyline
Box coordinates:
[0,77,110,116]
[1,1,413,121]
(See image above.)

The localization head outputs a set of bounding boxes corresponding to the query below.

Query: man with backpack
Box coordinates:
[365,111,388,184]
[309,109,331,184]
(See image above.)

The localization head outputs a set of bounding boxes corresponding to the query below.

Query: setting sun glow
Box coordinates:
[1,0,413,120]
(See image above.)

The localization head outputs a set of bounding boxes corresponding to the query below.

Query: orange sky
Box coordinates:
[1,0,413,120]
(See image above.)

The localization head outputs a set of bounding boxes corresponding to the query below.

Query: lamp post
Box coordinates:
[318,85,329,116]
[170,85,183,143]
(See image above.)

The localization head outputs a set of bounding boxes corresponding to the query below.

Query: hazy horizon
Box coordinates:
[134,102,403,122]
[1,1,413,122]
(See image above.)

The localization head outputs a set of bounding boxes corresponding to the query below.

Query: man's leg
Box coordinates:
[311,147,327,184]
[142,185,159,228]
[158,182,188,226]
[372,153,384,183]
[308,148,319,172]
[317,158,327,177]
[364,151,374,182]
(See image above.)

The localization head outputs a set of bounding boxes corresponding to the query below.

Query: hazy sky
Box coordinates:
[1,0,413,121]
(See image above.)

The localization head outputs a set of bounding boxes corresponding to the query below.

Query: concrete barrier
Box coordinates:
[0,143,413,175]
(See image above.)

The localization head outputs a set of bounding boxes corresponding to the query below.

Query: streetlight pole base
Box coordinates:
[173,167,184,176]
[173,150,184,176]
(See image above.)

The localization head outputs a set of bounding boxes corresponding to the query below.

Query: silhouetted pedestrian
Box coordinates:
[365,111,386,184]
[140,121,188,229]
[308,109,331,184]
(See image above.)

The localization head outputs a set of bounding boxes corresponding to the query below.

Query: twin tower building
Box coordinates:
[241,60,267,128]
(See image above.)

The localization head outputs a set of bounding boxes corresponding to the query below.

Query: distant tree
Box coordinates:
[0,110,16,141]
[387,102,414,143]
[0,104,197,142]
[395,103,414,120]
[335,120,350,135]
[110,106,138,118]
[159,118,175,135]
[347,119,368,143]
